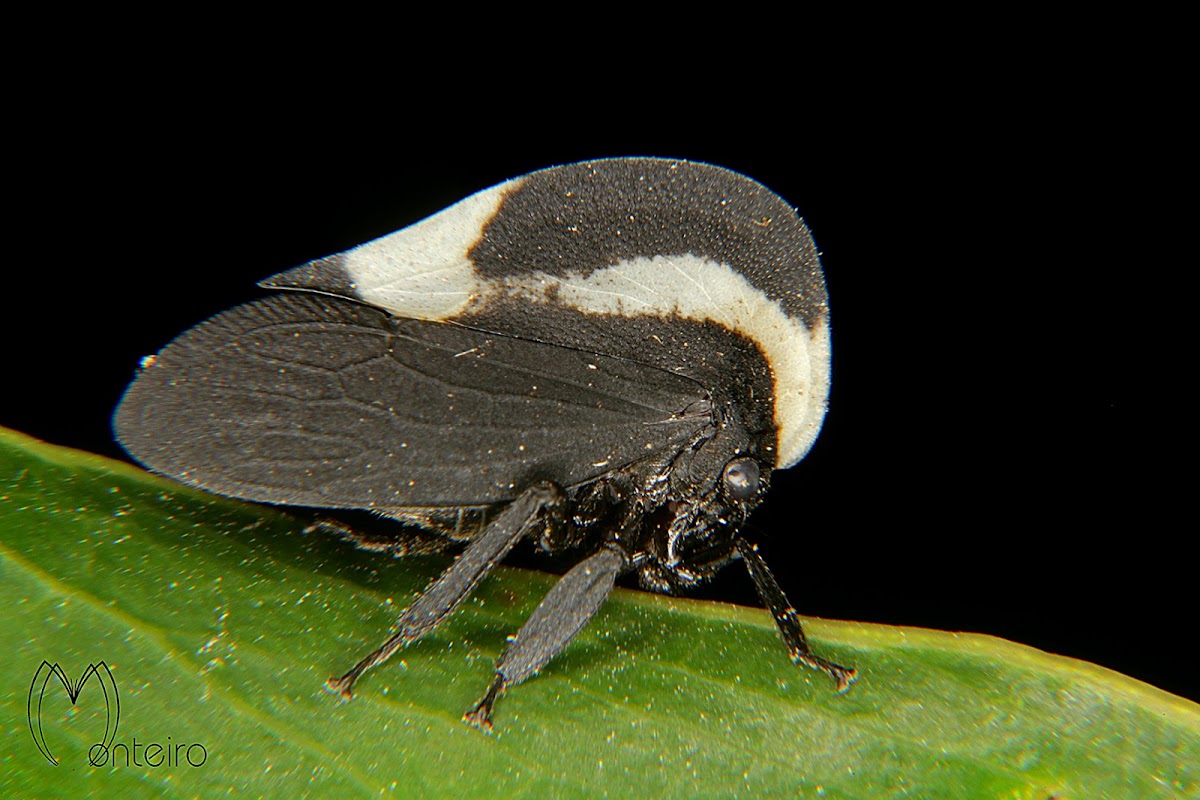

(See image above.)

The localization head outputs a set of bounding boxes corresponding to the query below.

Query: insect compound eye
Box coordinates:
[722,457,761,502]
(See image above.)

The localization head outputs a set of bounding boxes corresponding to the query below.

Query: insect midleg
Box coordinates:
[463,544,629,731]
[326,481,567,699]
[734,537,858,692]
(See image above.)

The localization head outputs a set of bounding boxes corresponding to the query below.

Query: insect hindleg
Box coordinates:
[464,544,628,731]
[734,538,857,692]
[327,482,566,699]
[304,516,456,557]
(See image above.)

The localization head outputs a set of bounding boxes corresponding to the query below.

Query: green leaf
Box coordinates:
[1,426,1197,799]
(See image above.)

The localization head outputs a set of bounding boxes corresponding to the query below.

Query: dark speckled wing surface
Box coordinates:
[114,293,712,508]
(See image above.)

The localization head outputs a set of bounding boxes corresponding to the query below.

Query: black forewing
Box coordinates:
[114,294,712,509]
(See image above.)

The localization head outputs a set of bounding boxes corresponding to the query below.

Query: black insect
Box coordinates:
[114,157,856,729]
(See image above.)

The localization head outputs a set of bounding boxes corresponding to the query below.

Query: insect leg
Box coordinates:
[464,545,628,731]
[734,537,857,692]
[327,482,566,699]
[304,516,456,557]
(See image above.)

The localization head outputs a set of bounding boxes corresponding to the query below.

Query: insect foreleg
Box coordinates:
[464,544,629,730]
[735,537,857,692]
[327,481,567,699]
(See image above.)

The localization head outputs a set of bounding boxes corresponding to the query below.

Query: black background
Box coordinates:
[5,59,1191,703]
